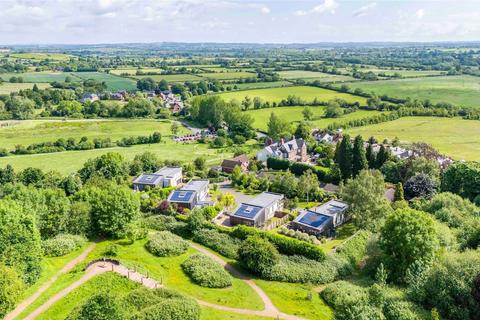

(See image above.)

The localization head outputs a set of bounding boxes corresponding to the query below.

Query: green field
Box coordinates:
[233,81,293,90]
[133,74,204,82]
[72,72,137,91]
[8,52,72,61]
[198,71,256,80]
[340,75,480,108]
[218,86,367,104]
[0,82,50,94]
[245,106,384,131]
[340,66,446,78]
[0,72,79,83]
[277,70,355,82]
[347,116,480,160]
[109,68,163,76]
[0,119,188,150]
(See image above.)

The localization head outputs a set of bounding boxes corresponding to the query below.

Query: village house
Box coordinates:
[132,167,183,192]
[159,90,184,113]
[256,138,308,163]
[80,93,99,103]
[230,192,284,228]
[312,130,343,145]
[168,179,210,209]
[292,200,349,236]
[221,154,249,173]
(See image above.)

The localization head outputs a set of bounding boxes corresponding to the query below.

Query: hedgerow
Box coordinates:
[181,254,232,288]
[231,225,326,261]
[192,228,240,259]
[42,234,87,257]
[145,231,189,257]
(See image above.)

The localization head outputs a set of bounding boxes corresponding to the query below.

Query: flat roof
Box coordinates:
[169,190,195,203]
[133,173,163,185]
[232,204,263,220]
[309,200,349,217]
[296,211,331,229]
[244,192,283,208]
[181,179,209,193]
[155,166,182,177]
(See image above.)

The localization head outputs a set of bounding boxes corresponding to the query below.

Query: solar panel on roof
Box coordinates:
[298,211,331,228]
[233,204,262,219]
[170,190,194,202]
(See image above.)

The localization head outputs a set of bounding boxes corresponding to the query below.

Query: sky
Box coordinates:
[0,0,479,44]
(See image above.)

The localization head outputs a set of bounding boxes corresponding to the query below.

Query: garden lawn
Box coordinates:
[347,116,480,161]
[71,72,137,91]
[340,75,480,108]
[133,74,204,82]
[35,273,140,320]
[0,72,80,83]
[0,142,236,174]
[277,70,355,82]
[254,280,333,320]
[244,106,384,131]
[0,82,50,94]
[85,239,265,310]
[0,119,188,150]
[217,86,367,105]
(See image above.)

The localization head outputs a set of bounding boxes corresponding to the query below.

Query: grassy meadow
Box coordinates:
[233,81,292,90]
[245,106,385,131]
[218,86,367,104]
[71,72,137,91]
[277,70,355,82]
[133,74,204,82]
[347,116,480,160]
[0,82,50,94]
[0,72,79,83]
[341,75,480,108]
[109,68,163,76]
[8,53,72,61]
[198,71,256,80]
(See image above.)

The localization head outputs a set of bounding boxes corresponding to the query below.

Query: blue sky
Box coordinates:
[0,0,479,44]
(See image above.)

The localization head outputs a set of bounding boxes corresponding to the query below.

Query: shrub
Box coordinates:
[232,225,325,261]
[382,300,420,320]
[321,281,368,310]
[42,234,87,257]
[103,244,119,257]
[141,215,178,231]
[278,227,320,245]
[67,293,126,320]
[265,255,338,284]
[238,236,279,275]
[181,254,232,288]
[145,231,189,257]
[192,228,241,259]
[133,298,200,320]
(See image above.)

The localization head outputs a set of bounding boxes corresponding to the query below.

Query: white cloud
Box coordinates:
[295,0,338,16]
[261,6,270,14]
[353,2,376,17]
[416,9,425,19]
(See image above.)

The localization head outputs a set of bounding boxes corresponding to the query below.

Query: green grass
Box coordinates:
[200,307,273,320]
[133,74,204,82]
[317,224,356,252]
[254,280,333,320]
[244,106,385,131]
[8,53,72,61]
[0,119,188,150]
[0,72,80,83]
[71,72,137,91]
[347,116,480,161]
[109,68,163,76]
[217,86,367,105]
[86,240,264,310]
[233,81,292,90]
[277,70,355,82]
[340,75,480,108]
[0,82,50,94]
[198,71,256,80]
[35,273,140,320]
[0,142,235,174]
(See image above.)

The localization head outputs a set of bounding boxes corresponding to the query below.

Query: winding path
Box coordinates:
[12,242,305,320]
[4,243,97,320]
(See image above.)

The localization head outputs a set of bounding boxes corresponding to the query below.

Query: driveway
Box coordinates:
[217,181,255,205]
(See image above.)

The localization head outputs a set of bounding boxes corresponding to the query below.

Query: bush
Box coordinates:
[134,298,200,320]
[278,227,320,245]
[145,231,189,257]
[192,228,241,259]
[238,236,279,275]
[181,254,232,288]
[42,234,87,257]
[67,293,126,320]
[321,281,368,310]
[232,225,325,261]
[265,255,338,284]
[382,300,420,320]
[141,215,179,231]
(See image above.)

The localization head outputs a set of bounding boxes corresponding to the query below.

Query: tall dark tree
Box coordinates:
[394,182,405,202]
[352,135,368,177]
[375,145,390,169]
[366,143,376,168]
[335,135,353,180]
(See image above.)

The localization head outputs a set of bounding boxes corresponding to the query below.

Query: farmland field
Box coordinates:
[277,70,355,82]
[0,82,50,94]
[245,106,384,131]
[340,75,480,108]
[71,72,137,91]
[218,86,367,104]
[0,119,189,150]
[340,66,446,78]
[198,71,256,80]
[0,71,79,82]
[133,74,204,82]
[233,81,292,90]
[109,67,163,75]
[347,116,480,160]
[7,52,72,61]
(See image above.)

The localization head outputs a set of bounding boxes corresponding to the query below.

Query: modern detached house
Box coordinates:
[230,192,284,227]
[168,179,209,209]
[132,167,182,192]
[292,200,349,236]
[256,138,308,163]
